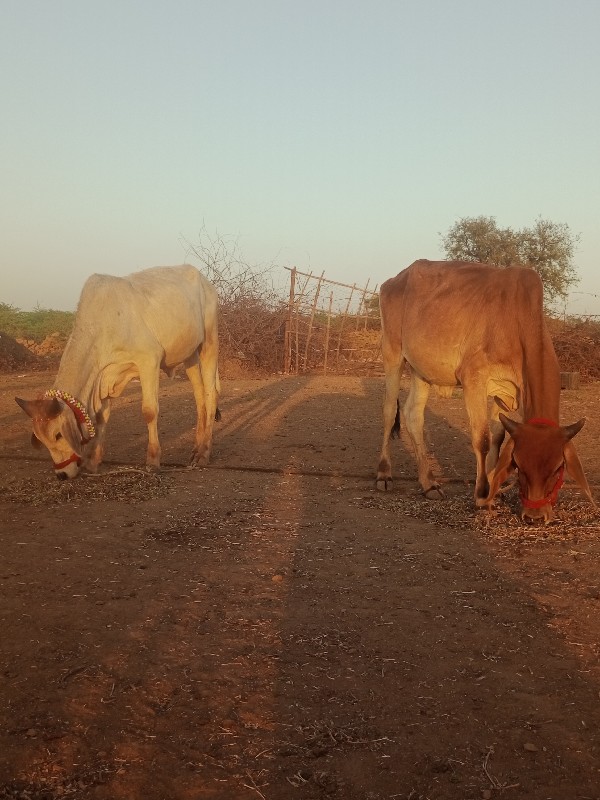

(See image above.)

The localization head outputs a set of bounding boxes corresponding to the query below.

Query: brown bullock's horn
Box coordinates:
[562,418,586,441]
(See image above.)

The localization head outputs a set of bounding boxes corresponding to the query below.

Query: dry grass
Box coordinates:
[4,469,173,505]
[359,487,600,544]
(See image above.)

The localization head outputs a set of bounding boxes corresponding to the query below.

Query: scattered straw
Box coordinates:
[358,487,600,543]
[4,469,173,505]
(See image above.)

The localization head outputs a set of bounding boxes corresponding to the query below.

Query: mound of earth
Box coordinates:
[0,332,38,372]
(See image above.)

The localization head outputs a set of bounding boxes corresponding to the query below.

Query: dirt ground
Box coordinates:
[1,370,600,800]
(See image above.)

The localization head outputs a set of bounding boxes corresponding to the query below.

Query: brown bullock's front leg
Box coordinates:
[461,383,492,503]
[477,438,515,510]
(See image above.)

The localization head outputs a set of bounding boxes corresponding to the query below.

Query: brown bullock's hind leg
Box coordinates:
[376,352,404,491]
[403,371,444,499]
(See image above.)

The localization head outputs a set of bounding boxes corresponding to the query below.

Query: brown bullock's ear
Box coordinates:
[30,433,42,450]
[562,418,586,441]
[564,440,595,505]
[499,413,521,438]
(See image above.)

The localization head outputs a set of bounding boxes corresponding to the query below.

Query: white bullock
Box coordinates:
[16,264,220,479]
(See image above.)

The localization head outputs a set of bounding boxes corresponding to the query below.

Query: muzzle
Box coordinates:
[53,452,83,471]
[518,417,564,511]
[520,465,564,510]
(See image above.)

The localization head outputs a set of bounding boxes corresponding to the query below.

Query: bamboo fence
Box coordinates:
[283,267,382,374]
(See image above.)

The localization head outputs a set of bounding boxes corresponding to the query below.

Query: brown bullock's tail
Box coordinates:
[390,400,400,439]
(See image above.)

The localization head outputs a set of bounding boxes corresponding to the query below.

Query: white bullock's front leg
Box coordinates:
[139,364,161,470]
[83,399,111,473]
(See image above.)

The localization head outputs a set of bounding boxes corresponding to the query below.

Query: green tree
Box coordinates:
[440,216,579,305]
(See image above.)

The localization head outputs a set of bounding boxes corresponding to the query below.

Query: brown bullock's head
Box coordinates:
[497,414,592,523]
[15,396,84,479]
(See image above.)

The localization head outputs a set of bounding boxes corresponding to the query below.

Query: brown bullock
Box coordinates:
[376,259,594,522]
[16,264,220,479]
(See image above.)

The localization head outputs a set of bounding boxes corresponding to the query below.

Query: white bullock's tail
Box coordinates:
[214,367,222,421]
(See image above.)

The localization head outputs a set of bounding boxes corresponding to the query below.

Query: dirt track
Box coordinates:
[2,371,600,800]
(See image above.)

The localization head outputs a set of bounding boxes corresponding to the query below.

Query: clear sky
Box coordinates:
[1,0,599,314]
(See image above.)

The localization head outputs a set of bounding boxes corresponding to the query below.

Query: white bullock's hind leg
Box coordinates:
[187,339,219,467]
[403,372,443,499]
[376,353,404,491]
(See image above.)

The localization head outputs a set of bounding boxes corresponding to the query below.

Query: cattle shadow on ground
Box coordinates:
[99,374,478,491]
[0,371,489,494]
[2,374,600,798]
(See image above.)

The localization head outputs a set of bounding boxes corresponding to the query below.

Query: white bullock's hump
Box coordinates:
[78,264,215,304]
[83,264,202,289]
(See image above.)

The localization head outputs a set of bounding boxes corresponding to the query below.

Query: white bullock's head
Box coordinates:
[15,395,86,479]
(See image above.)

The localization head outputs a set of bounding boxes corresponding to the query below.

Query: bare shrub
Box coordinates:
[547,315,600,381]
[183,229,288,373]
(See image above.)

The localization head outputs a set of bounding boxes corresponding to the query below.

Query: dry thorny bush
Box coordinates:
[184,229,288,373]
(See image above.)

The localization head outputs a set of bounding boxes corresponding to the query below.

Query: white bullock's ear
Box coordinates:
[562,418,586,442]
[30,433,42,450]
[499,413,521,438]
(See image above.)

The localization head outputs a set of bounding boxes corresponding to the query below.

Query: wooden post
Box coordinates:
[356,279,370,330]
[323,291,334,374]
[284,267,296,374]
[335,284,356,368]
[294,270,313,374]
[560,372,580,390]
[302,271,325,371]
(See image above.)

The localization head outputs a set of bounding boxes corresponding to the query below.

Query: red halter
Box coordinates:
[519,418,565,509]
[52,452,83,471]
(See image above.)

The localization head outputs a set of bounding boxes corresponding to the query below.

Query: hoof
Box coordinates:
[376,476,392,492]
[475,496,493,509]
[424,486,445,500]
[188,450,209,468]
